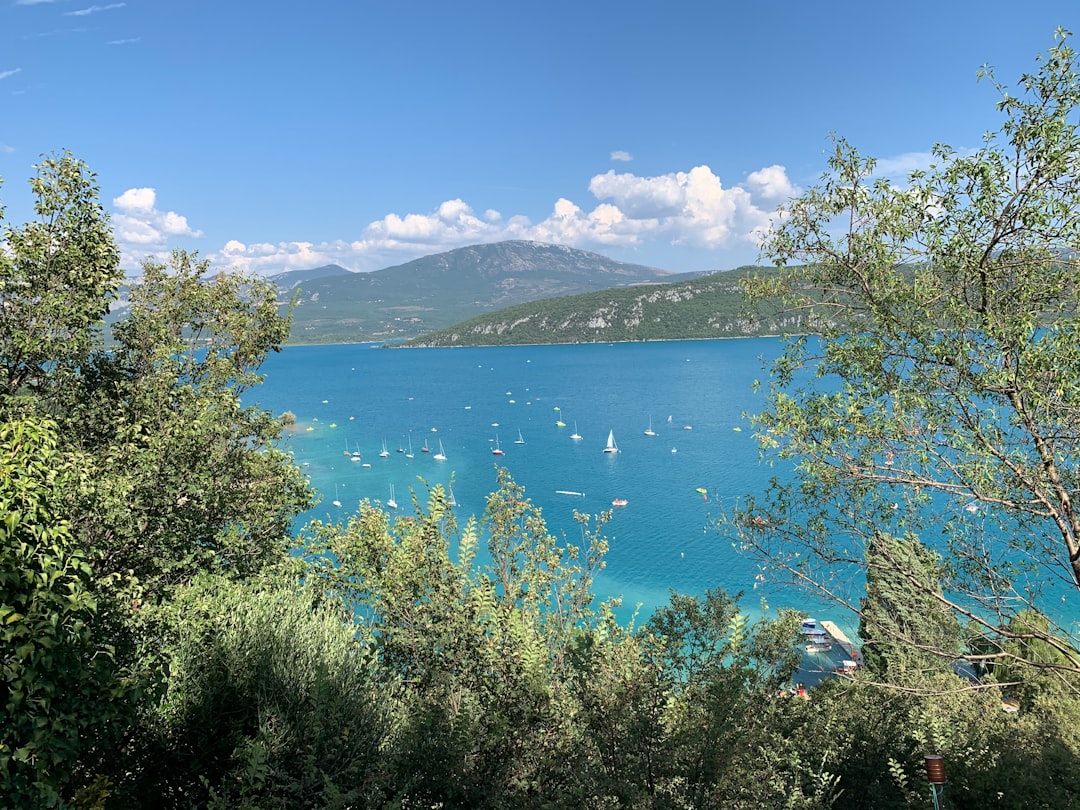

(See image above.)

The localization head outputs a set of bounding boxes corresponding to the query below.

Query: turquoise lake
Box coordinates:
[251,338,844,632]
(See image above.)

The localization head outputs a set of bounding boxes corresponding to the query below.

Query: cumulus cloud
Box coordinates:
[0,68,23,81]
[610,150,633,162]
[205,162,801,276]
[111,187,203,268]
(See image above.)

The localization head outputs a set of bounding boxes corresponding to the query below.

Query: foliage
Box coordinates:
[858,532,964,681]
[300,472,610,807]
[737,29,1080,680]
[111,574,390,809]
[0,153,121,408]
[57,248,314,601]
[0,419,118,809]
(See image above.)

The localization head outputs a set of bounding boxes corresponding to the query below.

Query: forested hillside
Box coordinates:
[402,267,797,346]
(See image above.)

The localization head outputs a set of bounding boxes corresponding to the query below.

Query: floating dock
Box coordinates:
[820,621,860,659]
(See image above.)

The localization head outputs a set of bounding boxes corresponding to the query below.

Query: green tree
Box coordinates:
[738,29,1080,679]
[858,532,964,681]
[0,419,118,809]
[114,573,390,809]
[0,153,121,409]
[301,471,611,808]
[58,249,313,601]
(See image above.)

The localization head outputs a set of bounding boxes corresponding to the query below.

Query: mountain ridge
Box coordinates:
[277,240,688,343]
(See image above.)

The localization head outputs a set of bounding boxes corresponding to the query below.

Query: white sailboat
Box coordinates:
[386,483,397,510]
[332,483,342,508]
[433,440,446,461]
[447,486,457,507]
[603,430,619,453]
[492,434,504,455]
[405,435,414,459]
[644,416,656,436]
[514,429,525,445]
[379,439,390,458]
[570,421,582,441]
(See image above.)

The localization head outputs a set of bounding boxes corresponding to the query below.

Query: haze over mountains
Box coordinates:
[270,240,700,343]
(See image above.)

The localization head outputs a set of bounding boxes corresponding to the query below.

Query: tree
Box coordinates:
[300,471,612,808]
[737,30,1080,682]
[0,419,118,809]
[858,532,964,681]
[0,153,121,409]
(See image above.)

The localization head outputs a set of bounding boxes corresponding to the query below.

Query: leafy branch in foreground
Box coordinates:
[736,29,1080,687]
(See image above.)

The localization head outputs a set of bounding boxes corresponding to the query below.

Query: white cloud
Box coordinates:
[0,68,23,81]
[610,150,633,162]
[0,144,14,154]
[114,187,156,212]
[872,151,936,179]
[111,187,203,268]
[132,163,802,276]
[65,3,125,17]
[107,37,140,45]
[744,165,798,201]
[15,0,62,4]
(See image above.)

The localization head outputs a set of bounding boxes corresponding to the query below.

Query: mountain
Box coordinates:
[269,264,353,291]
[277,240,674,343]
[400,266,801,347]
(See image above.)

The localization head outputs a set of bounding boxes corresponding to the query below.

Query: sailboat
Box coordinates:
[332,483,342,508]
[433,440,447,461]
[405,435,414,459]
[447,486,457,507]
[644,416,656,436]
[603,430,619,453]
[421,437,431,453]
[379,439,390,458]
[386,483,397,510]
[570,421,582,441]
[492,434,504,455]
[514,429,526,445]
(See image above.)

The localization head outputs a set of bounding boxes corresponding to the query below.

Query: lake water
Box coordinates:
[252,338,845,632]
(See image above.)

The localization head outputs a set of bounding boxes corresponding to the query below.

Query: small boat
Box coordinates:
[612,498,628,507]
[805,641,833,653]
[834,660,859,676]
[332,483,342,508]
[492,435,504,456]
[555,419,566,427]
[447,486,457,507]
[405,435,414,459]
[570,422,582,441]
[379,440,390,458]
[421,438,431,453]
[514,430,525,445]
[386,484,397,510]
[603,430,619,453]
[433,440,446,461]
[644,416,656,437]
[556,490,585,497]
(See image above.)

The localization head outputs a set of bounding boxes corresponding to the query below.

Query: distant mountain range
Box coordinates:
[271,241,685,344]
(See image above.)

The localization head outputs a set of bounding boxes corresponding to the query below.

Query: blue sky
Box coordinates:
[2,1,1077,276]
